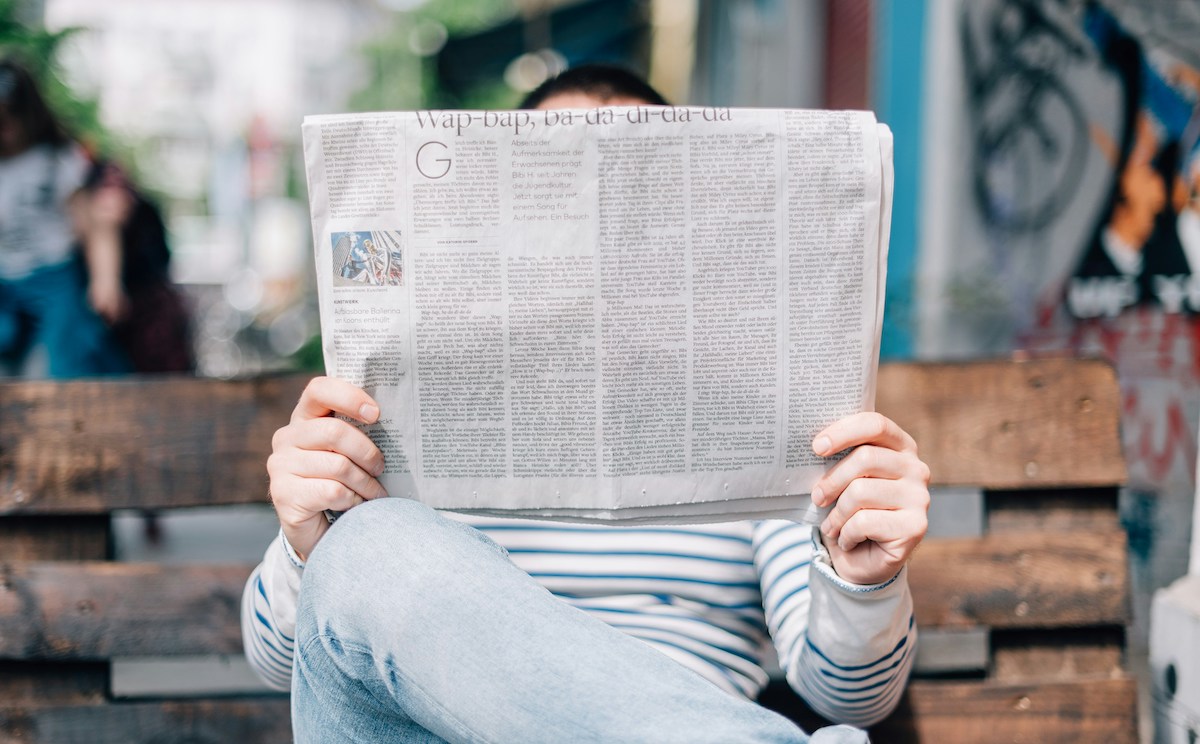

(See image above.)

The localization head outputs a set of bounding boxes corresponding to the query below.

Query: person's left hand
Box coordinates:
[811,412,930,586]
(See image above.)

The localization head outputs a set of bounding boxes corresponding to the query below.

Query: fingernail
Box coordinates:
[374,461,386,477]
[812,486,824,507]
[360,403,379,422]
[813,436,832,456]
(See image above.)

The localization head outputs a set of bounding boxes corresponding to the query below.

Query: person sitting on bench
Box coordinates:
[243,65,931,744]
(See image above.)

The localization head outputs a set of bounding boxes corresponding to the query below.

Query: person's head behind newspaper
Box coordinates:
[520,64,669,111]
[0,58,71,158]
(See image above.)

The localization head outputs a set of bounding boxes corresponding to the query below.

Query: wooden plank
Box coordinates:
[0,563,250,659]
[0,698,290,744]
[876,359,1126,489]
[909,530,1128,629]
[0,375,309,514]
[0,517,112,713]
[871,677,1138,743]
[1,359,1127,510]
[987,488,1121,532]
[0,662,108,706]
[991,628,1126,683]
[0,517,110,560]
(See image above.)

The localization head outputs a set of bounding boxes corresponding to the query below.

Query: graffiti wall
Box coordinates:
[926,0,1200,653]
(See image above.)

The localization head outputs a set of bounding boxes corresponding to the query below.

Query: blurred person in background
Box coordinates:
[0,57,192,378]
[79,160,194,374]
[0,57,130,378]
[245,66,928,743]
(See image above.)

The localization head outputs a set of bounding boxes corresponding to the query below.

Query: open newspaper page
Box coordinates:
[302,106,893,524]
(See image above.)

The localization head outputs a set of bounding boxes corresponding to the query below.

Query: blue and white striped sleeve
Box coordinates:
[240,529,305,691]
[752,520,915,727]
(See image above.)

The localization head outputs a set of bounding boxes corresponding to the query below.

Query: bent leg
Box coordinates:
[26,263,129,378]
[292,498,812,744]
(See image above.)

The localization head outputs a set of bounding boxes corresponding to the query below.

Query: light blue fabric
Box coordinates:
[291,498,869,743]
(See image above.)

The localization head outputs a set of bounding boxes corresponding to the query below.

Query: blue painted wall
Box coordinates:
[873,1,926,359]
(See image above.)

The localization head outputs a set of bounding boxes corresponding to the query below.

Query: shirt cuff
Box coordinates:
[279,528,307,570]
[810,525,902,594]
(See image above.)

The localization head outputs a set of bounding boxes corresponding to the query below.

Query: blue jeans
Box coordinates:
[0,261,130,378]
[293,498,869,743]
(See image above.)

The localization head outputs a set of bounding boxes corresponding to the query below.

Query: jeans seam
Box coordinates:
[300,633,497,744]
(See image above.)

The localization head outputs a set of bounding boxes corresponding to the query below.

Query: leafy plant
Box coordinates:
[0,0,117,155]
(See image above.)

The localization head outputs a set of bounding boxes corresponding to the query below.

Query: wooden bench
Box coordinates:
[0,358,1135,742]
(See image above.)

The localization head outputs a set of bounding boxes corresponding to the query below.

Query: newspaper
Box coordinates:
[301,105,893,524]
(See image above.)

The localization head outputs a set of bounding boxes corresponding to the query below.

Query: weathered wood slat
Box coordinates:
[991,628,1126,683]
[876,358,1126,489]
[0,662,108,706]
[0,563,248,659]
[987,488,1121,532]
[1,359,1124,512]
[0,517,109,560]
[871,677,1139,743]
[909,529,1128,629]
[0,375,309,514]
[0,698,290,744]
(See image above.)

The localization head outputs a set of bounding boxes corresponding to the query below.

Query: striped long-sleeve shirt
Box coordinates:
[243,514,914,727]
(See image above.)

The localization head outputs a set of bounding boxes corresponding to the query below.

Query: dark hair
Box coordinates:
[0,58,70,148]
[519,64,669,109]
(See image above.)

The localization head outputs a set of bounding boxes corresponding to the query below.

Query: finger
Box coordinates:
[820,478,914,541]
[292,377,380,424]
[276,417,385,476]
[284,450,388,501]
[836,507,927,555]
[301,478,372,513]
[812,445,928,507]
[275,475,376,519]
[813,412,917,457]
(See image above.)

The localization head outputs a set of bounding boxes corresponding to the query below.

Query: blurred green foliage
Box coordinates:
[351,0,521,113]
[290,332,326,374]
[0,0,119,155]
[424,0,515,35]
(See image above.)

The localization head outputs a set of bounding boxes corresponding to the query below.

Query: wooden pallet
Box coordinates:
[0,359,1135,743]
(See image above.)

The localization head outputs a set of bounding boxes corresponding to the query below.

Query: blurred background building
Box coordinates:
[5,0,1199,738]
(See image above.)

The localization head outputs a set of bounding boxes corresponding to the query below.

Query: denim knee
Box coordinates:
[298,498,506,634]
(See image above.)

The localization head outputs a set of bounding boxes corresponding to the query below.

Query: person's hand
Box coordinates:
[267,377,388,560]
[87,274,128,324]
[89,182,134,228]
[75,181,134,324]
[810,412,930,586]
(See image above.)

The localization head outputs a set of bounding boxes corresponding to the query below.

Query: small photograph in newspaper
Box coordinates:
[332,230,405,287]
[301,106,894,525]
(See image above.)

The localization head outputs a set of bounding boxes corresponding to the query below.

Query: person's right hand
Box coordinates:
[267,377,388,560]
